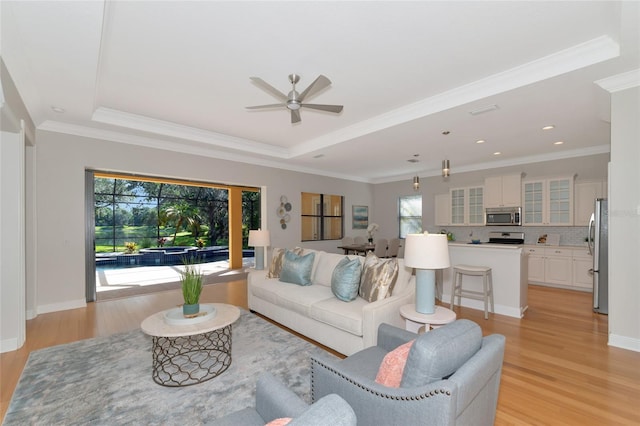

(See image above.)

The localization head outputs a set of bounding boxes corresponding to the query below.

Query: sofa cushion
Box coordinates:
[249,277,283,305]
[392,258,413,296]
[310,297,367,336]
[312,252,349,287]
[331,257,362,302]
[358,252,399,302]
[276,284,334,317]
[267,247,303,278]
[280,251,316,286]
[400,319,482,388]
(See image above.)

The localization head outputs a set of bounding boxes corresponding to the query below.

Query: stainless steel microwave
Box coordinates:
[485,207,522,226]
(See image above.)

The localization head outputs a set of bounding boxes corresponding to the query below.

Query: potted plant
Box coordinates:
[180,262,203,317]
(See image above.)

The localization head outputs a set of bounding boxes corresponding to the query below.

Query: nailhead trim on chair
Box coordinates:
[311,358,451,402]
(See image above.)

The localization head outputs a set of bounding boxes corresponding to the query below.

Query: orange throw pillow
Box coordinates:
[375,339,416,387]
[265,418,292,426]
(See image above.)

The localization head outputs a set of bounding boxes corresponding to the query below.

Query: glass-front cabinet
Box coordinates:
[450,186,484,226]
[523,177,574,226]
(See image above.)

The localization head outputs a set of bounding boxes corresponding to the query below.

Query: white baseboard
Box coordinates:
[609,333,640,353]
[37,299,86,314]
[0,337,20,353]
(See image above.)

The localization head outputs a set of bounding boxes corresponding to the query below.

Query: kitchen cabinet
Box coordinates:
[544,247,573,286]
[572,247,594,290]
[450,186,484,226]
[525,245,592,291]
[574,180,607,226]
[484,174,521,208]
[435,193,450,226]
[522,176,574,226]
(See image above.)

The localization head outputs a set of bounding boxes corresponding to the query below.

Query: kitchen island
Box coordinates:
[439,243,528,318]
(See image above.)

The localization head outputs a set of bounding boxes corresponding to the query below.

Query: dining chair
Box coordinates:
[387,238,401,257]
[354,236,366,245]
[374,238,388,258]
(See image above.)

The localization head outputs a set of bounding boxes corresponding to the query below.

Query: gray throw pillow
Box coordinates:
[331,257,362,302]
[279,250,316,286]
[358,252,399,302]
[267,247,303,278]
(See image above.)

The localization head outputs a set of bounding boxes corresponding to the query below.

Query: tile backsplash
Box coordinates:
[430,226,589,246]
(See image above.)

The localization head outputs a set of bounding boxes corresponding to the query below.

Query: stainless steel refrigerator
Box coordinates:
[588,198,608,314]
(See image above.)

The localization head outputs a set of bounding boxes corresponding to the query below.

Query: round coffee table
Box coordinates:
[141,303,241,387]
[399,304,457,334]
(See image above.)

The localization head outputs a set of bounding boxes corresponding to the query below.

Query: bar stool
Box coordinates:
[451,265,494,319]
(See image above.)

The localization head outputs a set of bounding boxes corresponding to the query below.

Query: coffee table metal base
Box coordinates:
[151,324,232,387]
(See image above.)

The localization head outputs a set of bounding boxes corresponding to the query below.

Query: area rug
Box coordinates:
[4,310,332,425]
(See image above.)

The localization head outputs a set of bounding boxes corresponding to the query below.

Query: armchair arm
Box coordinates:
[255,373,308,422]
[311,356,457,426]
[289,394,356,426]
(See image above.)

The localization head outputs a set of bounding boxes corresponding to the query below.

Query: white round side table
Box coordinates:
[399,304,457,334]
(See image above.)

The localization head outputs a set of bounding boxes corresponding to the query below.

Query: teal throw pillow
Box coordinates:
[331,257,362,302]
[279,250,316,286]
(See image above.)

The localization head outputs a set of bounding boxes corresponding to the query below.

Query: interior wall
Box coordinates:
[608,85,640,351]
[373,154,610,238]
[32,130,373,314]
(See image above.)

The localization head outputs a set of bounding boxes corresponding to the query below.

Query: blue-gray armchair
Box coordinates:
[311,319,505,426]
[210,372,357,426]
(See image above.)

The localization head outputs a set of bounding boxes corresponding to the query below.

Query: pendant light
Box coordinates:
[413,176,420,191]
[442,160,450,178]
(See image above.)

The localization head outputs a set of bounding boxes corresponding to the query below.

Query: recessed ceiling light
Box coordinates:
[312,154,324,159]
[476,139,485,144]
[553,141,564,145]
[51,106,65,113]
[493,152,501,156]
[442,131,450,135]
[542,125,555,130]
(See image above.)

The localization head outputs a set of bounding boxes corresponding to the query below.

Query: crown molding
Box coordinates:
[374,144,611,184]
[292,36,620,157]
[37,120,371,183]
[595,68,640,93]
[91,107,290,158]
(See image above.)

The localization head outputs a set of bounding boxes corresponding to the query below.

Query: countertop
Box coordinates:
[449,242,588,250]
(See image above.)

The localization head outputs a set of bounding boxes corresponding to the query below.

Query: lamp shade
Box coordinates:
[248,229,270,247]
[403,232,450,269]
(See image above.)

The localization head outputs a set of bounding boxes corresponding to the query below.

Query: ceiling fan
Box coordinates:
[246,74,343,123]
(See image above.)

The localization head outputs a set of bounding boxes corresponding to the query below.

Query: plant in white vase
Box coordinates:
[367,223,379,244]
[181,262,203,317]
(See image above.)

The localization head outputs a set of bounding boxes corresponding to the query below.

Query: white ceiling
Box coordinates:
[2,1,639,183]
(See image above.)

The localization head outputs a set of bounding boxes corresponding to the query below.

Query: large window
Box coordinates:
[94,173,260,252]
[399,195,422,238]
[301,192,344,241]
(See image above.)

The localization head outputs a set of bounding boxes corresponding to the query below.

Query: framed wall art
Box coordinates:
[352,205,368,229]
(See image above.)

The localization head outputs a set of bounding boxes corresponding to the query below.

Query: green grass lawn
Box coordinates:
[95,225,217,252]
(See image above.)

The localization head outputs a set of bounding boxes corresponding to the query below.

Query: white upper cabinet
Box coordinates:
[450,186,484,226]
[574,180,607,226]
[484,174,522,208]
[522,176,574,226]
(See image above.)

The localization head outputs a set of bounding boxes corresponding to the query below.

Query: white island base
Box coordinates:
[440,243,528,318]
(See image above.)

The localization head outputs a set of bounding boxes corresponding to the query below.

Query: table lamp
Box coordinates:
[403,232,451,314]
[248,229,270,270]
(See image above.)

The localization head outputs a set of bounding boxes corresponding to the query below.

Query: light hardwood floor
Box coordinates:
[2,282,639,424]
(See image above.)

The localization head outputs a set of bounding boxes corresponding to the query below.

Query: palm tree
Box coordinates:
[163,202,201,246]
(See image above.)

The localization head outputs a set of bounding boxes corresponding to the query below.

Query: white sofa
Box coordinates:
[247,249,415,356]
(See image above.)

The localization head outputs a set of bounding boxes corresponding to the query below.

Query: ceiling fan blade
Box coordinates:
[302,104,343,113]
[291,109,301,124]
[297,75,331,102]
[249,77,288,102]
[246,103,285,110]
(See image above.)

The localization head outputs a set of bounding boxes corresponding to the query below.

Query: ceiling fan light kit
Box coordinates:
[247,74,343,123]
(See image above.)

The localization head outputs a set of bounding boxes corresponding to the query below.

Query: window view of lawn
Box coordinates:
[94,175,260,261]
